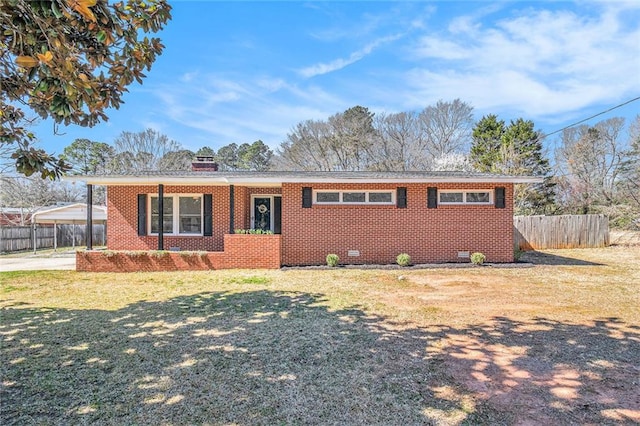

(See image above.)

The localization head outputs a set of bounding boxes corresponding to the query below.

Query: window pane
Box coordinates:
[179,196,201,234]
[466,192,490,203]
[368,192,392,203]
[316,192,340,203]
[151,215,173,233]
[179,196,201,215]
[343,192,366,203]
[440,192,463,203]
[151,197,173,214]
[151,196,174,233]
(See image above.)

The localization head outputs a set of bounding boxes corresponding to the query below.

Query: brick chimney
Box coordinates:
[192,156,219,171]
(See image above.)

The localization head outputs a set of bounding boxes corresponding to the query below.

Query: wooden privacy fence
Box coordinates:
[0,224,106,253]
[514,214,609,250]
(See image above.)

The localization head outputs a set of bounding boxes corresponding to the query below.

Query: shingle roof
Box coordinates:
[65,170,543,185]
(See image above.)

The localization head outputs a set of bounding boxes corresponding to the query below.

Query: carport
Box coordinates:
[31,203,107,251]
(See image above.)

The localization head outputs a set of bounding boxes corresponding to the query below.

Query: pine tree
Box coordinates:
[470,116,556,215]
[470,115,505,172]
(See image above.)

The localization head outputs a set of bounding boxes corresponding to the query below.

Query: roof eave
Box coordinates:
[65,175,544,186]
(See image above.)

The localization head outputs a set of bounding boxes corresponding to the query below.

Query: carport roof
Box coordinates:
[31,203,107,224]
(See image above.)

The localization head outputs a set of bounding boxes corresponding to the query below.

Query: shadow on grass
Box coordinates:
[1,291,638,425]
[521,251,605,266]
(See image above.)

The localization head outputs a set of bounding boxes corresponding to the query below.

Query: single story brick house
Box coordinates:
[69,158,540,271]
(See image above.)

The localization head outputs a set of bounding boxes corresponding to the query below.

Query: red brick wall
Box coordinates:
[107,185,231,251]
[280,182,514,265]
[77,234,281,272]
[106,182,514,267]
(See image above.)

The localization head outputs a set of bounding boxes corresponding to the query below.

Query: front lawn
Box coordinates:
[1,246,638,425]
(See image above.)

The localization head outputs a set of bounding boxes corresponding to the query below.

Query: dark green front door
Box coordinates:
[253,197,272,231]
[252,196,281,233]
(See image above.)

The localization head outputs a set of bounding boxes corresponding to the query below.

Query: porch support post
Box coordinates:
[158,184,164,250]
[86,184,93,250]
[229,184,235,234]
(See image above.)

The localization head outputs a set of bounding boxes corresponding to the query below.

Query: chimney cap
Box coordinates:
[192,156,218,171]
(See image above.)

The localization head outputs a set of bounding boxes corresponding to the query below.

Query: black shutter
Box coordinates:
[427,187,438,209]
[495,187,506,209]
[302,187,312,208]
[137,194,147,236]
[397,187,407,208]
[274,196,282,234]
[203,194,213,236]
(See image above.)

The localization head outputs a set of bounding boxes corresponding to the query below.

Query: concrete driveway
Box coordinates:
[0,252,76,272]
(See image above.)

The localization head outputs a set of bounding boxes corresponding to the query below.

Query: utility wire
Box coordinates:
[540,95,640,140]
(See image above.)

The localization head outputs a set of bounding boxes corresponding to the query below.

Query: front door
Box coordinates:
[251,195,281,233]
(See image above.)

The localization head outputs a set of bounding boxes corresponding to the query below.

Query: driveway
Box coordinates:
[0,252,76,272]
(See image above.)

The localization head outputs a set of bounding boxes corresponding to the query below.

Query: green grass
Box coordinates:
[1,246,639,425]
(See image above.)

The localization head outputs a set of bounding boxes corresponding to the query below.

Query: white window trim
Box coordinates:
[313,190,395,205]
[438,189,493,205]
[148,194,204,236]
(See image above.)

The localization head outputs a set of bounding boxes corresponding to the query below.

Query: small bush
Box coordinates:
[234,229,275,235]
[150,250,168,259]
[470,252,486,265]
[514,249,524,262]
[396,253,411,267]
[326,253,339,267]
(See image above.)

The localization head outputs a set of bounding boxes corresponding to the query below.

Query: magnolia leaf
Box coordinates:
[66,0,97,22]
[15,56,39,68]
[37,51,53,63]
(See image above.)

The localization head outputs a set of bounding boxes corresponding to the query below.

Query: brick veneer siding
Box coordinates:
[104,181,514,268]
[280,182,515,265]
[107,185,231,251]
[77,234,281,272]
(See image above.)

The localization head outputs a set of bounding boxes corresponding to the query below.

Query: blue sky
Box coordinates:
[33,0,640,157]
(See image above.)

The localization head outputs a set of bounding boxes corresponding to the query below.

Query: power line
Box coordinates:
[540,95,640,140]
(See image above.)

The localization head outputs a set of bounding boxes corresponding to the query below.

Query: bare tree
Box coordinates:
[276,100,474,172]
[556,117,629,212]
[372,112,427,171]
[110,129,184,172]
[276,120,338,171]
[619,115,640,209]
[0,175,82,225]
[419,99,474,161]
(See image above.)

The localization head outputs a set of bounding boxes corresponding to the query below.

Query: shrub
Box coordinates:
[234,229,275,235]
[150,250,168,259]
[326,253,339,267]
[514,249,524,262]
[396,253,411,267]
[470,252,486,265]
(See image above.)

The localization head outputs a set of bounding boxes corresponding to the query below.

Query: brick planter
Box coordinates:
[77,234,281,272]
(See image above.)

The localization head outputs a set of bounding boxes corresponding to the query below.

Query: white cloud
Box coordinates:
[150,73,347,150]
[299,33,403,78]
[406,2,640,121]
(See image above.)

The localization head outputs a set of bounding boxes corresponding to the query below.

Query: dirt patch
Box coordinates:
[435,318,640,425]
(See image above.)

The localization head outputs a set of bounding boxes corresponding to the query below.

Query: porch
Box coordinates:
[76,233,281,272]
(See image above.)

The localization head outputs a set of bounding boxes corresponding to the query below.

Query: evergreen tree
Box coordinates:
[470,115,505,172]
[470,116,556,215]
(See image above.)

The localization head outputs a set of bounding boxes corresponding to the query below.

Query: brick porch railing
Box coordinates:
[76,234,281,272]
